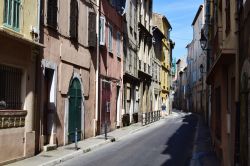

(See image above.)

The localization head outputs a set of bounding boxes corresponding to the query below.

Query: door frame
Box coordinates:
[41,59,57,146]
[64,72,85,145]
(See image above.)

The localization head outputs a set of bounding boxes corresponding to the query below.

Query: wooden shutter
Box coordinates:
[88,12,96,47]
[47,0,57,28]
[70,0,78,40]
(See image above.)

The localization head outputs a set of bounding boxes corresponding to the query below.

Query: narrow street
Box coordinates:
[58,111,198,166]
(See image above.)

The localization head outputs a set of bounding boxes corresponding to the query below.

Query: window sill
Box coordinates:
[0,25,23,38]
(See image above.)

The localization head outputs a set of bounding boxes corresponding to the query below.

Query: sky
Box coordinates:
[153,0,203,61]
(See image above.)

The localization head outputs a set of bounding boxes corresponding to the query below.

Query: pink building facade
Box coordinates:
[98,0,124,134]
[37,0,97,152]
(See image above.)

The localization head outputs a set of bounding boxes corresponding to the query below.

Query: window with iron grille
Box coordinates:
[4,0,21,31]
[70,0,78,40]
[47,0,58,29]
[0,64,22,110]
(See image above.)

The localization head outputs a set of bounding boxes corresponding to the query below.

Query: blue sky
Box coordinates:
[153,0,203,61]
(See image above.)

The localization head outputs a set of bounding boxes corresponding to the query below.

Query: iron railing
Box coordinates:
[0,64,22,109]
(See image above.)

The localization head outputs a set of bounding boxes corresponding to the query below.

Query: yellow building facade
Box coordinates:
[0,0,41,164]
[153,14,172,115]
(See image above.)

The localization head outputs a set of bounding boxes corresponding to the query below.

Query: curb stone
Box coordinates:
[41,140,111,166]
[189,114,201,166]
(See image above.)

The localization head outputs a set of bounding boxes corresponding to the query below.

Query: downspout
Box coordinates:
[37,0,41,41]
[95,0,100,136]
[205,0,211,126]
[234,0,241,164]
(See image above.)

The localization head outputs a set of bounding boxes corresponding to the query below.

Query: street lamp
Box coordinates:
[200,29,207,51]
[199,64,204,74]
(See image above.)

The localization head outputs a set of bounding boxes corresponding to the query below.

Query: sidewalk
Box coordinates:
[190,115,220,166]
[7,116,169,166]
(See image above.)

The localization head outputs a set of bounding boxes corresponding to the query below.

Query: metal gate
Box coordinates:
[68,78,82,143]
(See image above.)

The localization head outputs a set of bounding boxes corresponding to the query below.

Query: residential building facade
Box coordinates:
[238,0,250,165]
[98,0,124,133]
[187,5,206,116]
[137,0,153,122]
[173,58,187,110]
[0,0,41,163]
[205,0,239,165]
[122,0,140,126]
[38,0,97,151]
[152,13,173,116]
[151,25,163,115]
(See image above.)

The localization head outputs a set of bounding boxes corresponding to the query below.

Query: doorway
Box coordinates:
[68,78,82,143]
[43,68,55,145]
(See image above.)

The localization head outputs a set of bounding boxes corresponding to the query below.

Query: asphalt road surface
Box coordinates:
[58,111,198,166]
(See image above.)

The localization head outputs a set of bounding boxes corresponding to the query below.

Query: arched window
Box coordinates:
[70,0,78,40]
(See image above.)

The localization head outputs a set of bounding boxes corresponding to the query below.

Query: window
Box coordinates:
[100,16,105,45]
[134,7,137,31]
[47,0,58,29]
[225,0,231,35]
[108,25,113,52]
[4,0,21,31]
[111,0,116,7]
[117,32,121,57]
[0,64,22,109]
[70,0,78,40]
[129,1,132,27]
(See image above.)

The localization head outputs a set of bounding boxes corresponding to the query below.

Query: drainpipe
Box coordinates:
[234,0,241,164]
[37,0,41,41]
[95,0,100,136]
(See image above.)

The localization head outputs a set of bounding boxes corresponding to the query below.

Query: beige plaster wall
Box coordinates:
[0,0,38,41]
[0,128,25,163]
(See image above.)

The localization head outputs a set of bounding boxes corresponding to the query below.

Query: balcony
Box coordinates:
[207,27,236,84]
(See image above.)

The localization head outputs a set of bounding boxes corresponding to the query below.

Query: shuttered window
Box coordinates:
[225,0,231,35]
[108,25,113,53]
[88,12,97,47]
[100,16,105,45]
[70,0,78,40]
[117,32,121,57]
[0,64,22,110]
[47,0,58,29]
[4,0,21,31]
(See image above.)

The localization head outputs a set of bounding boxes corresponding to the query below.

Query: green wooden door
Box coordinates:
[68,78,82,143]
